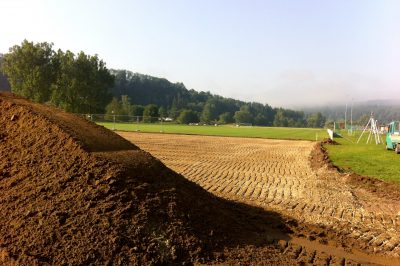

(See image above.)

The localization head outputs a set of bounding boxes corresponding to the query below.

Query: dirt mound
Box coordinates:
[0,93,297,265]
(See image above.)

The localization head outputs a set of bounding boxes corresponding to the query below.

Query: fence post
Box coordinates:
[112,110,115,130]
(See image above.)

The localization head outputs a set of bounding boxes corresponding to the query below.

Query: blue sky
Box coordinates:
[1,0,399,107]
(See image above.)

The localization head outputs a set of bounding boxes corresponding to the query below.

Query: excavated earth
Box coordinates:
[0,93,297,265]
[118,132,400,265]
[1,92,400,265]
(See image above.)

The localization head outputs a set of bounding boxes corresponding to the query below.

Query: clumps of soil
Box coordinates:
[321,138,339,145]
[0,93,295,265]
[345,173,400,201]
[309,141,338,171]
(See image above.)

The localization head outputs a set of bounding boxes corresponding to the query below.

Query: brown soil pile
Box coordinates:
[0,93,295,265]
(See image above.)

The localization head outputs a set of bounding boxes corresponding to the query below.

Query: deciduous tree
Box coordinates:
[2,40,56,102]
[177,110,199,124]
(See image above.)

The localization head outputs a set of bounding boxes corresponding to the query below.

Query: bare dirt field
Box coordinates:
[2,92,400,265]
[119,132,400,265]
[1,93,304,265]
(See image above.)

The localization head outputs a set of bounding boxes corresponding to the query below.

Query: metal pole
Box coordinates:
[357,118,371,144]
[350,101,353,135]
[345,103,347,132]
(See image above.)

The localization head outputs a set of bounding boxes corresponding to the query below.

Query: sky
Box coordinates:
[1,0,399,107]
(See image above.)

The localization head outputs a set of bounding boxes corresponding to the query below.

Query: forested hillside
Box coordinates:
[108,69,325,127]
[1,40,326,128]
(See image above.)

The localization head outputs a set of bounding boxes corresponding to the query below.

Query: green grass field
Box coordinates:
[324,131,400,183]
[97,122,327,141]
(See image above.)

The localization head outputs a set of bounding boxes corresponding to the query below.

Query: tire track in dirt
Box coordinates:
[119,132,400,262]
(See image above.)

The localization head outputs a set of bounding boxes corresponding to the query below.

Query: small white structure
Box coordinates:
[327,129,334,140]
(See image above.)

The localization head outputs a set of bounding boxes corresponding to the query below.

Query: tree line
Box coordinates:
[107,69,325,127]
[0,40,326,128]
[0,40,113,113]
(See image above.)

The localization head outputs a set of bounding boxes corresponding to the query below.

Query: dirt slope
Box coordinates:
[0,93,300,265]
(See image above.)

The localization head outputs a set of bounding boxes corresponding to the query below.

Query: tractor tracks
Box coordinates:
[119,132,400,263]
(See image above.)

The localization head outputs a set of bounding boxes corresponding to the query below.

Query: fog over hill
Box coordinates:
[297,99,400,124]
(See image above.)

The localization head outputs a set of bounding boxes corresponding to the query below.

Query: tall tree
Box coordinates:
[177,110,199,124]
[234,105,253,124]
[158,106,167,118]
[105,97,126,116]
[218,112,234,124]
[143,104,159,122]
[306,112,326,128]
[51,50,114,113]
[200,98,220,123]
[121,95,133,115]
[131,105,144,117]
[2,40,56,102]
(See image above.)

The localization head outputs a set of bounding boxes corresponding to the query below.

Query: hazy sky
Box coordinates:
[1,0,399,107]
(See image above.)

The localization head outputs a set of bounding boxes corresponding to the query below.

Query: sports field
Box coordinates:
[97,122,327,141]
[98,122,400,183]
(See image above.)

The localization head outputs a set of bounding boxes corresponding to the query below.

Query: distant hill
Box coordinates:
[108,69,325,127]
[299,100,400,124]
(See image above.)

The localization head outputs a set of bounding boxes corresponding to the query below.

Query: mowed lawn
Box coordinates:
[97,122,327,141]
[324,131,400,183]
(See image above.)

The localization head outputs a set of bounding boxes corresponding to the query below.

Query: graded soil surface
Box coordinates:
[119,131,400,265]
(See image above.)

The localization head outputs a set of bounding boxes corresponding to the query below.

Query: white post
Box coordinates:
[112,110,115,130]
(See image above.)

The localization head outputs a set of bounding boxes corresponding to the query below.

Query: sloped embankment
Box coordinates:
[0,93,292,265]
